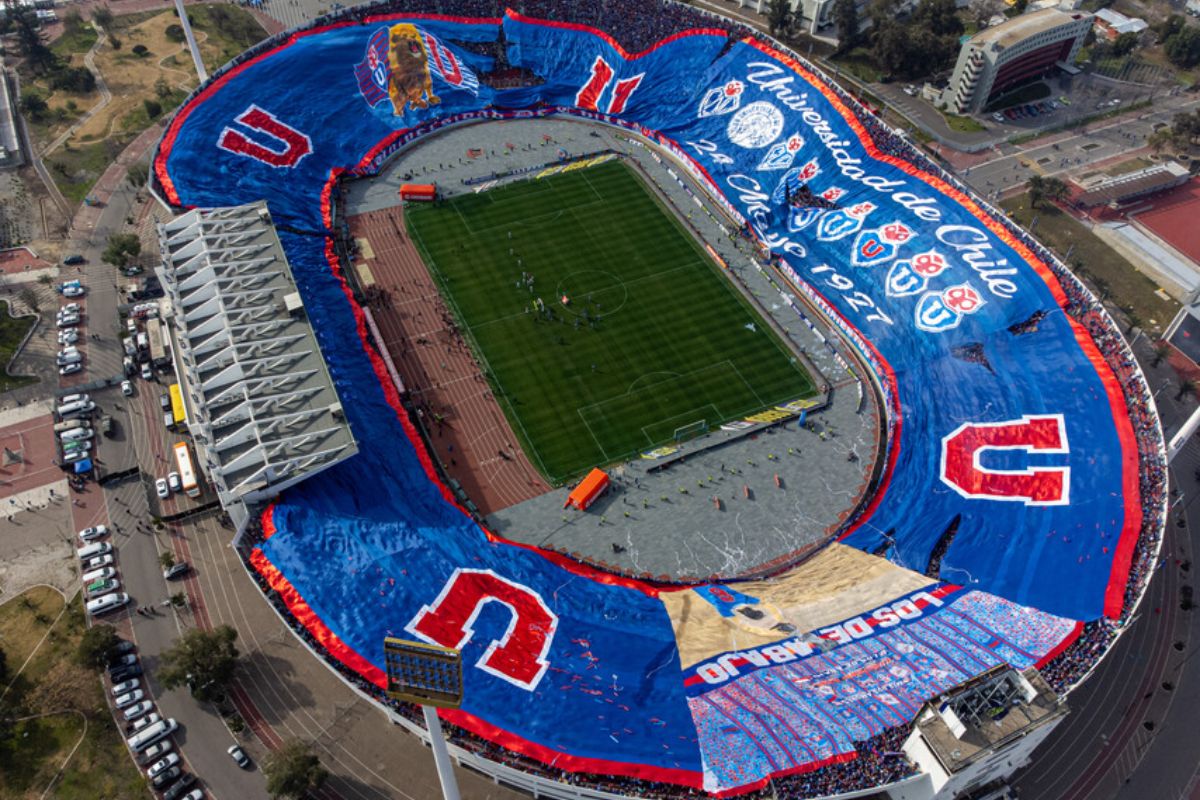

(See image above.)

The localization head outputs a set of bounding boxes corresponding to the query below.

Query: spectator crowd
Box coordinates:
[180,0,1170,794]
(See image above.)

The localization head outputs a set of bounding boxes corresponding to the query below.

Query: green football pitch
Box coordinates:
[405,159,816,483]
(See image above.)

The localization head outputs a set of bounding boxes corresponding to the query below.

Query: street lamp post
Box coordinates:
[383,638,464,800]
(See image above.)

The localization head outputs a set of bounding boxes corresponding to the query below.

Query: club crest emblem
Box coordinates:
[727,101,784,149]
[816,202,873,242]
[851,229,900,267]
[698,80,744,118]
[788,206,822,232]
[756,134,804,171]
[915,284,985,332]
[885,260,928,297]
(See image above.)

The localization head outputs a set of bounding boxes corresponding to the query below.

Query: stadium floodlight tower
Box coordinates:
[898,665,1067,800]
[384,637,463,800]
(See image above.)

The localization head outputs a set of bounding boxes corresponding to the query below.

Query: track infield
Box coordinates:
[406,159,816,483]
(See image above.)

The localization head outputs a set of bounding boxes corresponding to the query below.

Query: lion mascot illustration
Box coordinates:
[387,24,440,113]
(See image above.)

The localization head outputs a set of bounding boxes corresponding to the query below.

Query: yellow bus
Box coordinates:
[168,383,187,427]
[172,441,200,498]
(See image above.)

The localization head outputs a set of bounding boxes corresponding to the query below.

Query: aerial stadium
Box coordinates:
[150,0,1168,798]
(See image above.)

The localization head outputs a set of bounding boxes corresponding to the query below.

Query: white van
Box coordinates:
[85,592,128,616]
[60,428,93,443]
[128,718,177,752]
[76,542,112,561]
[56,352,82,367]
[59,393,89,405]
[54,419,87,433]
[57,400,95,418]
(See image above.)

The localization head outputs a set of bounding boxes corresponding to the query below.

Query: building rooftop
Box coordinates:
[157,201,357,527]
[914,667,1064,775]
[1076,161,1190,207]
[970,8,1088,50]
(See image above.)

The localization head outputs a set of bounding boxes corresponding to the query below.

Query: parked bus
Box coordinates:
[172,441,201,499]
[168,383,187,427]
[146,318,169,367]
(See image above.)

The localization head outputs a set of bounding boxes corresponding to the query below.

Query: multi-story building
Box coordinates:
[730,0,910,39]
[941,8,1092,115]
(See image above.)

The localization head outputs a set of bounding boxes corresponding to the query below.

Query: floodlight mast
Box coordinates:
[172,0,209,83]
[384,638,464,800]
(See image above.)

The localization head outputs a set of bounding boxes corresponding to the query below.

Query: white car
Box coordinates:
[59,363,82,376]
[114,689,145,709]
[78,525,108,542]
[56,314,80,328]
[62,285,85,298]
[138,740,173,765]
[147,752,181,779]
[85,592,129,616]
[228,744,251,768]
[82,566,116,583]
[168,472,181,493]
[121,380,133,396]
[110,678,140,696]
[141,363,153,380]
[82,553,114,571]
[123,700,154,721]
[58,328,79,345]
[129,711,162,732]
[156,478,170,499]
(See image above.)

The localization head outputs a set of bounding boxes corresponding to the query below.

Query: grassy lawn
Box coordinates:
[0,299,37,393]
[1106,156,1153,176]
[1002,193,1179,328]
[944,113,986,133]
[829,47,883,84]
[37,4,268,207]
[407,161,816,482]
[0,588,149,800]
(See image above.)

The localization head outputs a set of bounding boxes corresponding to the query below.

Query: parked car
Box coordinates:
[110,664,143,683]
[108,653,138,670]
[159,392,171,411]
[62,284,85,298]
[78,525,108,542]
[121,380,134,396]
[156,478,170,499]
[227,744,251,768]
[114,689,145,709]
[123,700,154,721]
[85,592,129,616]
[82,553,114,571]
[85,577,119,598]
[168,472,181,493]
[58,328,79,345]
[56,314,80,329]
[164,562,190,581]
[141,363,153,381]
[63,254,85,265]
[108,639,136,656]
[151,765,183,790]
[59,363,82,376]
[129,711,162,733]
[992,112,1004,122]
[137,739,173,766]
[162,774,197,800]
[180,790,204,800]
[121,265,145,276]
[147,753,181,779]
[82,566,116,583]
[111,678,140,696]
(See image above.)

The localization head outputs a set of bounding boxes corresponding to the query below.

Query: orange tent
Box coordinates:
[564,468,609,511]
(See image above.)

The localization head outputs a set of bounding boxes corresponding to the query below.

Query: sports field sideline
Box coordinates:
[406,160,816,483]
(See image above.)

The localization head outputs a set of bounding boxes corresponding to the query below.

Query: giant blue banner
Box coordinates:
[156,11,1142,795]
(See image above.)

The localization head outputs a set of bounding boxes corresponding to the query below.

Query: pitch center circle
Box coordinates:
[554,269,628,319]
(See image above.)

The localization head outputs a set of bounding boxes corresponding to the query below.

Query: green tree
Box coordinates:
[1177,378,1197,402]
[913,0,963,37]
[49,66,96,93]
[157,624,239,702]
[158,550,176,569]
[155,76,173,100]
[165,23,186,43]
[62,9,85,38]
[1026,175,1068,208]
[101,233,141,267]
[76,624,120,670]
[91,6,113,28]
[1148,127,1175,154]
[1111,31,1138,57]
[0,644,8,686]
[18,91,48,121]
[1166,27,1200,68]
[833,0,860,51]
[872,18,911,76]
[5,8,58,75]
[1156,13,1186,42]
[1152,341,1170,367]
[263,739,329,800]
[767,0,794,37]
[132,44,150,57]
[143,98,162,119]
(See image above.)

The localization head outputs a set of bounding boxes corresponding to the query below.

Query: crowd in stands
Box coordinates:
[191,0,1170,794]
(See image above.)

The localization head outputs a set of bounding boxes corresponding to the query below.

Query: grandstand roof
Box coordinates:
[156,201,357,528]
[1075,161,1190,207]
